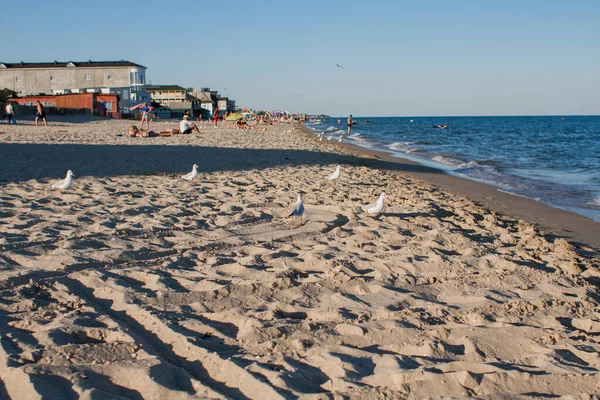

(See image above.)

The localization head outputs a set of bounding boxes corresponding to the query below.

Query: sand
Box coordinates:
[0,117,599,399]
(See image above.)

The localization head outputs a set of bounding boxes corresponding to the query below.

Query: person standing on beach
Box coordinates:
[213,108,219,128]
[347,114,353,135]
[130,102,153,131]
[5,102,15,124]
[35,101,47,127]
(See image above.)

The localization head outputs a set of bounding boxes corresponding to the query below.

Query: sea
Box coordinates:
[305,116,600,222]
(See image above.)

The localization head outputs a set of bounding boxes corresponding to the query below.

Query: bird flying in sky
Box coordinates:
[335,64,344,69]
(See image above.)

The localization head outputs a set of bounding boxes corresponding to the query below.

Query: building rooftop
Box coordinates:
[0,60,146,69]
[146,85,186,91]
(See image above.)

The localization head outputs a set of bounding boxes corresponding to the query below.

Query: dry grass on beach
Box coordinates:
[0,118,599,399]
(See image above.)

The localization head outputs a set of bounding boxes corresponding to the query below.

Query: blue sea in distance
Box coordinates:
[305,116,600,222]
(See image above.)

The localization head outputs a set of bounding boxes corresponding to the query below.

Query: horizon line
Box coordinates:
[326,114,600,118]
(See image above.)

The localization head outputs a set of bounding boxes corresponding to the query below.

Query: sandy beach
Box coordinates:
[1,117,599,399]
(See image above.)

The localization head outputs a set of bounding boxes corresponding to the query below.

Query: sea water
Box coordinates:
[306,116,600,222]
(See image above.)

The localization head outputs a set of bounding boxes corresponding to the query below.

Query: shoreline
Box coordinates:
[299,124,600,251]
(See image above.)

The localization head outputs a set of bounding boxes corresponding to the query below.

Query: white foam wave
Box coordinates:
[432,155,465,167]
[388,142,412,151]
[588,197,600,207]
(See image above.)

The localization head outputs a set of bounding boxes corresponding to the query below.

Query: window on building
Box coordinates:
[107,74,114,80]
[50,76,56,81]
[16,76,23,82]
[140,75,144,84]
[85,75,91,81]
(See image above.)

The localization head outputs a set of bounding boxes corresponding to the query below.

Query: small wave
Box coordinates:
[348,135,370,143]
[497,188,541,201]
[388,142,417,154]
[588,197,600,207]
[431,155,466,167]
[325,127,338,132]
[388,142,413,151]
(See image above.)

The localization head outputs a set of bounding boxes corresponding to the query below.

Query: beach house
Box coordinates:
[187,88,219,119]
[146,84,204,119]
[217,97,231,117]
[0,60,150,113]
[146,85,188,104]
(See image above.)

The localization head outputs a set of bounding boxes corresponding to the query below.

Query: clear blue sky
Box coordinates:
[3,0,599,116]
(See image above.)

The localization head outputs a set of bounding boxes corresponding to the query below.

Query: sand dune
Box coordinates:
[0,119,599,398]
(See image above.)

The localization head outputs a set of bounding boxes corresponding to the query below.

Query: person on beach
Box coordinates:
[5,102,15,124]
[213,108,219,128]
[180,115,201,134]
[35,101,47,127]
[128,125,141,137]
[347,114,353,135]
[130,102,153,131]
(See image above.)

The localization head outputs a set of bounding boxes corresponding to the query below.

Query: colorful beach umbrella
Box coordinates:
[226,113,244,121]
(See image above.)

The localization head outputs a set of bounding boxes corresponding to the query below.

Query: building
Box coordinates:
[187,88,218,119]
[146,84,206,118]
[217,97,229,116]
[0,60,150,112]
[146,85,188,104]
[9,93,119,116]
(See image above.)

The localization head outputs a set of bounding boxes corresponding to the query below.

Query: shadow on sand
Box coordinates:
[0,142,439,183]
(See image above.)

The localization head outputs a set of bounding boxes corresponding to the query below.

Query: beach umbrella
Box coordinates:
[226,113,244,121]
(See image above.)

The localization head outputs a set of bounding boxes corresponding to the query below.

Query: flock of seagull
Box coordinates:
[49,163,386,228]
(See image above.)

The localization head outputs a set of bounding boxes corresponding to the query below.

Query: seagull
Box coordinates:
[359,192,386,218]
[328,165,341,181]
[320,135,324,141]
[181,164,199,181]
[288,193,304,227]
[51,170,74,192]
[335,64,344,69]
[338,136,342,142]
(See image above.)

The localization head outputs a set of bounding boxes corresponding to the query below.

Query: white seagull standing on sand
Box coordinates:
[359,192,386,218]
[338,136,343,142]
[328,165,341,181]
[51,170,75,192]
[181,164,199,181]
[289,192,305,227]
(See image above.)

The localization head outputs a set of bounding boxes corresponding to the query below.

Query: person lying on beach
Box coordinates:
[128,126,159,137]
[141,130,159,137]
[235,120,248,129]
[128,126,140,137]
[179,115,201,134]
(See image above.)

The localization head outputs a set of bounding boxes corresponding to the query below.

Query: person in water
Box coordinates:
[347,114,353,135]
